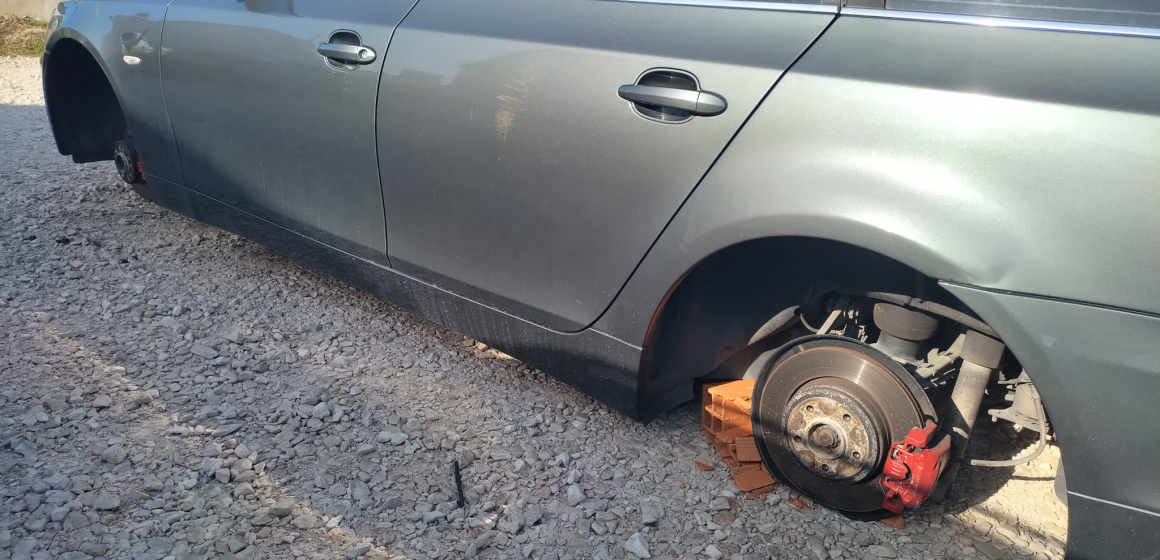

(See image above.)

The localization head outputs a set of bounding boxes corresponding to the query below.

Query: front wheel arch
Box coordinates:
[43,37,127,163]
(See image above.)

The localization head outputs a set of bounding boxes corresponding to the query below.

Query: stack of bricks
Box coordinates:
[702,380,777,498]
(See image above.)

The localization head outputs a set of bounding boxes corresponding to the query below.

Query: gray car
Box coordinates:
[41,0,1160,557]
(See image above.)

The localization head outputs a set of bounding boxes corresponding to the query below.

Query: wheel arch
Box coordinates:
[42,30,128,163]
[635,235,975,402]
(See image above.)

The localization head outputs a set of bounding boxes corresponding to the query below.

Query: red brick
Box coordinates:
[881,515,905,529]
[734,469,776,492]
[734,436,761,463]
[715,426,753,444]
[704,380,755,433]
[746,485,774,500]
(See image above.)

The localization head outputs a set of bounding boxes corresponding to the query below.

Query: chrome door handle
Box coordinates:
[317,43,376,64]
[618,84,727,117]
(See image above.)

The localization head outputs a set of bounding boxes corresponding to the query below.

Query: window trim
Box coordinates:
[611,0,838,15]
[844,6,1160,39]
[608,0,1160,39]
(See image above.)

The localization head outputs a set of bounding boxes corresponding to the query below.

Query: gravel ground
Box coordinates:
[0,56,1068,560]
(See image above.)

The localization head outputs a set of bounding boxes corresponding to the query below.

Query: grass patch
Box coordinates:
[0,15,48,57]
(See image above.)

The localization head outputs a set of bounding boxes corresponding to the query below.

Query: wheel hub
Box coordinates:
[752,336,936,516]
[785,389,879,483]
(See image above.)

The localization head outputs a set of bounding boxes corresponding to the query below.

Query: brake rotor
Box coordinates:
[752,336,936,517]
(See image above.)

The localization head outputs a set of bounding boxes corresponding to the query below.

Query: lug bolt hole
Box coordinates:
[821,464,830,472]
[852,452,861,460]
[793,435,802,443]
[806,405,814,412]
[843,414,852,422]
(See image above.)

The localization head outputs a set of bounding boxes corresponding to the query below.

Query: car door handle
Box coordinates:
[317,43,376,64]
[617,84,727,117]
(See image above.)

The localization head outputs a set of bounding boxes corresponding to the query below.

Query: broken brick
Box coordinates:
[746,485,774,500]
[734,469,776,492]
[712,438,733,460]
[881,515,905,529]
[734,436,761,463]
[715,426,754,444]
[729,462,764,476]
[694,461,715,472]
[704,380,755,433]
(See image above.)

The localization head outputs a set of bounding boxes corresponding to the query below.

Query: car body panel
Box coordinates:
[945,283,1160,560]
[377,0,833,330]
[160,0,418,256]
[596,15,1160,349]
[44,0,183,183]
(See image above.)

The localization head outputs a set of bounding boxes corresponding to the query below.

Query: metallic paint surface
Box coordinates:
[945,283,1160,559]
[377,0,832,330]
[596,15,1160,346]
[160,0,417,255]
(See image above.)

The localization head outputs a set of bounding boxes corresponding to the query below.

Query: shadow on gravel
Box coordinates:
[948,415,1057,511]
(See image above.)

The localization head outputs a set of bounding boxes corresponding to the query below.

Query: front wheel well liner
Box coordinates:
[43,38,127,163]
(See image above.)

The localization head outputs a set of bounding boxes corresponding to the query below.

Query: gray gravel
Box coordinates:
[0,56,1067,560]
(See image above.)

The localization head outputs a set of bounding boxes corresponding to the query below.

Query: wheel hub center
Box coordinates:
[785,390,881,483]
[812,425,841,448]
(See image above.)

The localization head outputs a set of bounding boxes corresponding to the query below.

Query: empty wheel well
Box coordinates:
[43,39,127,163]
[642,237,974,387]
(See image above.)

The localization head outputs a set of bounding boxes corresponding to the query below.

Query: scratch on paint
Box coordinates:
[494,63,536,141]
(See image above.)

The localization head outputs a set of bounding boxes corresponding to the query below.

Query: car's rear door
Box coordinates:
[378,0,834,330]
[162,0,418,257]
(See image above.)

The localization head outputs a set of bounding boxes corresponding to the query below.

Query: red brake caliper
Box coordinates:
[881,423,951,514]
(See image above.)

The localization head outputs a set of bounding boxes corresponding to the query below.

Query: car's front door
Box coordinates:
[162,0,417,257]
[378,0,835,330]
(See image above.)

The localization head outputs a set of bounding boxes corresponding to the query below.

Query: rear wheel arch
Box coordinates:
[43,37,127,163]
[640,236,968,389]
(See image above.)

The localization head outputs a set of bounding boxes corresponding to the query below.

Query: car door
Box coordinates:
[162,0,418,257]
[378,0,835,331]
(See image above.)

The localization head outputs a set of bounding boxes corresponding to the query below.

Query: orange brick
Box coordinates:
[746,485,774,500]
[715,426,753,444]
[712,437,732,459]
[881,515,905,529]
[707,380,754,399]
[701,382,728,431]
[734,436,761,463]
[734,469,776,492]
[694,461,715,472]
[704,380,755,433]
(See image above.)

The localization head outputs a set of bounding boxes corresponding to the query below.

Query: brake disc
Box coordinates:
[752,335,936,517]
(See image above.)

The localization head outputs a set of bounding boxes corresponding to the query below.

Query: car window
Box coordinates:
[886,0,1160,28]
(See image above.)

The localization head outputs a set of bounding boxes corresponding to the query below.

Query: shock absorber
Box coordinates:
[947,330,1006,457]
